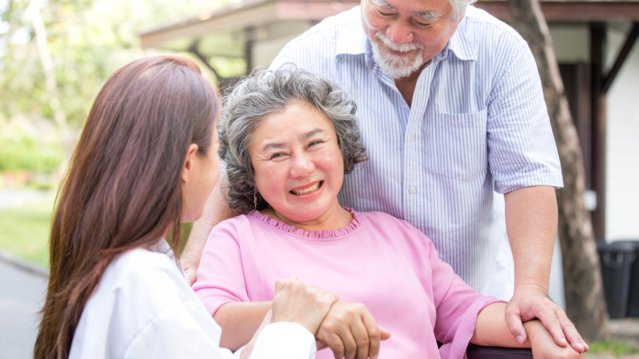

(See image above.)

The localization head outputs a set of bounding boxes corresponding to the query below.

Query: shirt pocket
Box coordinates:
[424,109,488,181]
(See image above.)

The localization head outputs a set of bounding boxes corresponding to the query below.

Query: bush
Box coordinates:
[0,130,63,173]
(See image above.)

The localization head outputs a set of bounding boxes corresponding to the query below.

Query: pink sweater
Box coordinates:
[193,209,501,359]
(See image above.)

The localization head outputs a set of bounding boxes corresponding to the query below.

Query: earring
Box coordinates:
[254,191,258,209]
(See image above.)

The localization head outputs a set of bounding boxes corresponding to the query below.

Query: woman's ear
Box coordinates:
[181,144,200,184]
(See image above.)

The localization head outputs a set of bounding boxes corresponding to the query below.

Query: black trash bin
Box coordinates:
[616,240,639,317]
[597,241,636,318]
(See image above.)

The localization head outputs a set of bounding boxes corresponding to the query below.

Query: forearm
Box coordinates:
[504,186,557,292]
[214,302,272,351]
[472,302,547,348]
[472,302,528,347]
[181,178,239,268]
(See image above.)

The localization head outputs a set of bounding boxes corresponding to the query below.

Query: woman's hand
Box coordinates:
[315,302,391,359]
[271,278,339,334]
[526,319,585,359]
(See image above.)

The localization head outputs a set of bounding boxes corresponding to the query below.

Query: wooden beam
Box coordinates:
[602,22,639,94]
[590,23,607,239]
[475,2,639,21]
[140,1,358,49]
[276,1,358,20]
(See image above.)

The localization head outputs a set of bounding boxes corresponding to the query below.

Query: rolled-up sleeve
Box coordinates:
[486,40,563,194]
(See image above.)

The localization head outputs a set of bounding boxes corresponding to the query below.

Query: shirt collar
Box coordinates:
[335,7,368,57]
[335,6,476,62]
[446,17,476,61]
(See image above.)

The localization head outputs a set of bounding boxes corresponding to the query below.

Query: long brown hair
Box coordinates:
[34,56,219,359]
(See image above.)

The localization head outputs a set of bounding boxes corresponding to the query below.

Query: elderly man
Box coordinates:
[182,0,587,354]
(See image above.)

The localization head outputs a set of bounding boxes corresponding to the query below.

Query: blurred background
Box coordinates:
[1,0,638,358]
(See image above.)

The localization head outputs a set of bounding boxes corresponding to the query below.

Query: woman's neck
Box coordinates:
[260,202,353,232]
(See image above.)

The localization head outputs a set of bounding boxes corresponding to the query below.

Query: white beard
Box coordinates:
[370,31,425,80]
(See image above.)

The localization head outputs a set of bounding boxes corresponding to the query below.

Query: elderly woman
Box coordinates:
[192,65,583,359]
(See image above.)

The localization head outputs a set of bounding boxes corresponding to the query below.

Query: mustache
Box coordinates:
[374,31,424,53]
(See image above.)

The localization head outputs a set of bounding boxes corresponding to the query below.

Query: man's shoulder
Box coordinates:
[285,6,359,47]
[461,6,528,50]
[271,6,361,69]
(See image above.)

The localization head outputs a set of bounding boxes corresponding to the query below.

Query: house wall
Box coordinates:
[550,23,639,241]
[606,24,639,241]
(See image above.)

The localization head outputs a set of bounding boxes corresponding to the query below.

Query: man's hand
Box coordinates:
[180,178,239,286]
[181,254,198,285]
[505,284,588,353]
[315,302,391,359]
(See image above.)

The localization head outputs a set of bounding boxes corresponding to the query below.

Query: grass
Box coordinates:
[0,195,194,267]
[588,340,639,356]
[0,197,55,267]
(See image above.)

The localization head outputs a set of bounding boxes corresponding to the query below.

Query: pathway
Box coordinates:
[0,260,47,359]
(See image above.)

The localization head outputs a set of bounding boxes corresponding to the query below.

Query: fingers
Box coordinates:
[360,308,381,359]
[274,276,298,294]
[182,266,197,286]
[339,324,358,359]
[535,305,568,348]
[347,315,370,359]
[316,302,382,359]
[505,303,528,344]
[272,279,338,334]
[555,308,588,352]
[379,327,392,341]
[320,331,345,359]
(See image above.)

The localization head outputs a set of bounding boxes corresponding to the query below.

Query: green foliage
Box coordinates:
[0,122,63,173]
[0,0,228,165]
[588,340,639,355]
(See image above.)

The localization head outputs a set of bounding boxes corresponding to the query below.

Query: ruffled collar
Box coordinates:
[248,207,361,240]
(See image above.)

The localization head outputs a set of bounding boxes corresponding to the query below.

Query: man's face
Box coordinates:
[361,0,463,79]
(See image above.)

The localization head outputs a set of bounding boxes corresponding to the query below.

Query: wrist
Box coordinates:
[514,282,549,296]
[522,319,544,344]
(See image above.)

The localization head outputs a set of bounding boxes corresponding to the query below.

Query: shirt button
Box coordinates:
[409,187,417,194]
[409,135,416,142]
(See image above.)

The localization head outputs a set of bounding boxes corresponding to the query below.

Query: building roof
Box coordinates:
[138,0,639,62]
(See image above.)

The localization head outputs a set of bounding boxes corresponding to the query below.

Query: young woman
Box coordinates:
[34,56,339,359]
[193,65,586,359]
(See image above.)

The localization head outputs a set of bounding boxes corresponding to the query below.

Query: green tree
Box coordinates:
[0,0,223,172]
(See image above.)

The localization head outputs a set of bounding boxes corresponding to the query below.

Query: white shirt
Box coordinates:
[270,5,563,300]
[69,240,316,359]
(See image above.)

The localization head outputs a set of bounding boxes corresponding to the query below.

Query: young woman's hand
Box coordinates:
[315,302,391,359]
[526,319,586,359]
[271,278,339,334]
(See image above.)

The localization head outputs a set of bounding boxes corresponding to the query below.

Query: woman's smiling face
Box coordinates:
[248,101,345,225]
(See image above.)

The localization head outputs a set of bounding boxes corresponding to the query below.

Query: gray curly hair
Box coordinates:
[218,64,368,214]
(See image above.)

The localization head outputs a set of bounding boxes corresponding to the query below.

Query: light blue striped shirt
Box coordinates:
[271,5,563,300]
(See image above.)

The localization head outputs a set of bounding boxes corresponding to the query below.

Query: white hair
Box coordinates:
[450,0,476,20]
[370,0,476,20]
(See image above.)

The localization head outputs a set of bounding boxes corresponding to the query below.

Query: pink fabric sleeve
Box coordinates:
[401,221,504,359]
[192,219,250,316]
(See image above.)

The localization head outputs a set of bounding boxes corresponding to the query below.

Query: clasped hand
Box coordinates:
[315,302,391,359]
[256,278,391,359]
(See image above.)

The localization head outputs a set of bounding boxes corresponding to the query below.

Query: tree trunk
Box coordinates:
[28,0,73,164]
[508,0,607,341]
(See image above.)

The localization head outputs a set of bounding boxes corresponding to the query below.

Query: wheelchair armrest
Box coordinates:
[466,344,533,358]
